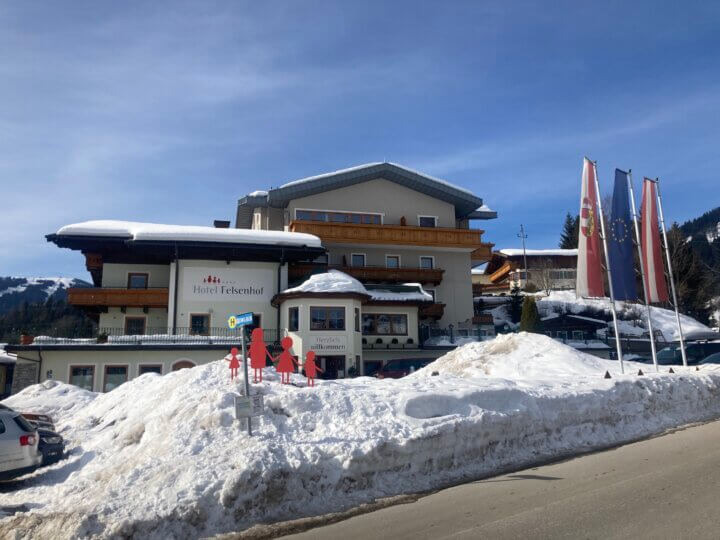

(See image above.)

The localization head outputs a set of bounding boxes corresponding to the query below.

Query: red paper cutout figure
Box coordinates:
[248,328,273,383]
[227,346,241,380]
[274,336,298,384]
[303,350,323,387]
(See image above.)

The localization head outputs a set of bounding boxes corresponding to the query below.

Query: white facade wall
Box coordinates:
[287,178,458,228]
[101,263,170,288]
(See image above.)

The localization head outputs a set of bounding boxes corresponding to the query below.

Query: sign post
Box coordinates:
[228,312,257,436]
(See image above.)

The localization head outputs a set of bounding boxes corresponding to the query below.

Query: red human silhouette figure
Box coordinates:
[303,350,323,387]
[226,347,241,380]
[274,336,298,384]
[248,328,273,383]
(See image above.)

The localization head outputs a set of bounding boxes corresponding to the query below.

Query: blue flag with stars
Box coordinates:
[608,169,638,301]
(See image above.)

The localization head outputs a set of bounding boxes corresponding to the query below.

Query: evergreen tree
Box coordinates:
[520,296,539,332]
[559,213,580,249]
[666,223,709,322]
[508,286,523,324]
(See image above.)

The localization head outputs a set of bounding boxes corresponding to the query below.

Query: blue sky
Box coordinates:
[1,1,719,278]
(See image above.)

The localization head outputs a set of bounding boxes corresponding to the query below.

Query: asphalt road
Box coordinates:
[283,419,720,540]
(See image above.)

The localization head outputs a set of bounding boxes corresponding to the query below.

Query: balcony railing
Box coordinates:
[289,263,444,285]
[67,287,169,308]
[419,303,445,319]
[27,327,282,346]
[290,220,492,251]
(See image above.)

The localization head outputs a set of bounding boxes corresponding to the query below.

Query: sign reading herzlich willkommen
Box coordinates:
[308,335,347,353]
[182,267,274,302]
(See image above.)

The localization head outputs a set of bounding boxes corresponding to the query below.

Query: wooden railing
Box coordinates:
[289,263,444,285]
[67,288,169,308]
[290,220,492,251]
[419,303,445,319]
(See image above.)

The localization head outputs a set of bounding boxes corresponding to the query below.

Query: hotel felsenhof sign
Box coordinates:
[183,267,274,302]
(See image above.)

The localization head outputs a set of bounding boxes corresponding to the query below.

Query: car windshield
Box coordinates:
[13,414,35,432]
[702,353,720,364]
[657,346,679,364]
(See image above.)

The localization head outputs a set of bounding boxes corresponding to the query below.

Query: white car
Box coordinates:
[0,405,42,479]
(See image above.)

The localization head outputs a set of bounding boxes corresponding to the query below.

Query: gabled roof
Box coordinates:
[237,162,496,227]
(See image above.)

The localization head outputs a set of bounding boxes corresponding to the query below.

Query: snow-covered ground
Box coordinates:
[3,333,720,539]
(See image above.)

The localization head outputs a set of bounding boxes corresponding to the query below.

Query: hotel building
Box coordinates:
[8,163,496,391]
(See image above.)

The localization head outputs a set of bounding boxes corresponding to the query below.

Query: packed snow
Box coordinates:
[3,333,720,539]
[54,220,322,248]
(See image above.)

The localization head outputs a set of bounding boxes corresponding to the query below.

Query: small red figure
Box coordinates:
[227,347,241,380]
[303,350,323,387]
[274,336,298,384]
[248,328,273,383]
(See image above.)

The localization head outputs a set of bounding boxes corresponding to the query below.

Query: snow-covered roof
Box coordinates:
[280,162,475,196]
[0,345,16,364]
[279,271,433,302]
[498,248,578,257]
[54,220,322,248]
[471,264,488,275]
[281,270,368,296]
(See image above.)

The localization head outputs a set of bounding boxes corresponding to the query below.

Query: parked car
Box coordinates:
[0,406,42,479]
[700,352,720,365]
[375,358,434,379]
[37,428,65,466]
[656,341,720,365]
[21,413,55,431]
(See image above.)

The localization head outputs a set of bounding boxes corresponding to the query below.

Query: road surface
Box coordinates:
[283,419,720,539]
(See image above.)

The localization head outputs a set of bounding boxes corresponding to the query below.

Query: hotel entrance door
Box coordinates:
[318,355,346,379]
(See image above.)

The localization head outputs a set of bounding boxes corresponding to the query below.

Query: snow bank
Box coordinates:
[3,335,720,539]
[55,220,322,248]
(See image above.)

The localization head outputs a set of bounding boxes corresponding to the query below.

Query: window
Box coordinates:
[572,331,584,341]
[288,307,299,332]
[310,306,345,331]
[127,273,148,289]
[295,209,382,224]
[362,313,409,335]
[351,253,366,267]
[139,365,163,376]
[386,255,400,269]
[556,331,568,340]
[354,308,360,332]
[190,314,210,335]
[418,216,437,228]
[419,256,434,269]
[70,366,94,390]
[103,366,128,392]
[124,317,146,336]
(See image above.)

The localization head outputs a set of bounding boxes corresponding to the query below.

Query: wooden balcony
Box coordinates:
[67,288,169,308]
[290,220,493,252]
[289,263,444,285]
[419,303,445,320]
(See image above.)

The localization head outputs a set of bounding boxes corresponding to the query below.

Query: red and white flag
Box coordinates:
[640,178,669,303]
[576,158,605,297]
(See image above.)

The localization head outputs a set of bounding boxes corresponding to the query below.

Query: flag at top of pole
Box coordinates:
[608,169,638,301]
[640,178,670,303]
[576,157,605,298]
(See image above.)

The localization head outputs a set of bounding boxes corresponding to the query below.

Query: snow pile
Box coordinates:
[55,220,322,248]
[3,335,720,539]
[282,269,368,295]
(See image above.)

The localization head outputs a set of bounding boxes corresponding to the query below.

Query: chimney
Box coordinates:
[213,220,231,229]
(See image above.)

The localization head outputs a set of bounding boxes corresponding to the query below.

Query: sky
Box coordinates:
[1,1,719,278]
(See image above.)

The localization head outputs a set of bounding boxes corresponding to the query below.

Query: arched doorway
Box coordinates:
[172,360,196,371]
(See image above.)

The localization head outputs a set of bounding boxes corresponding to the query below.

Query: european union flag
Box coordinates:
[608,169,638,301]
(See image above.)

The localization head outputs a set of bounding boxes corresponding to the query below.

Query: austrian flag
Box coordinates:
[576,158,605,298]
[640,178,670,303]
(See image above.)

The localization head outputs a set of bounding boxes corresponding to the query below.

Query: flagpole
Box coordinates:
[593,161,625,374]
[655,178,688,368]
[627,171,658,372]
